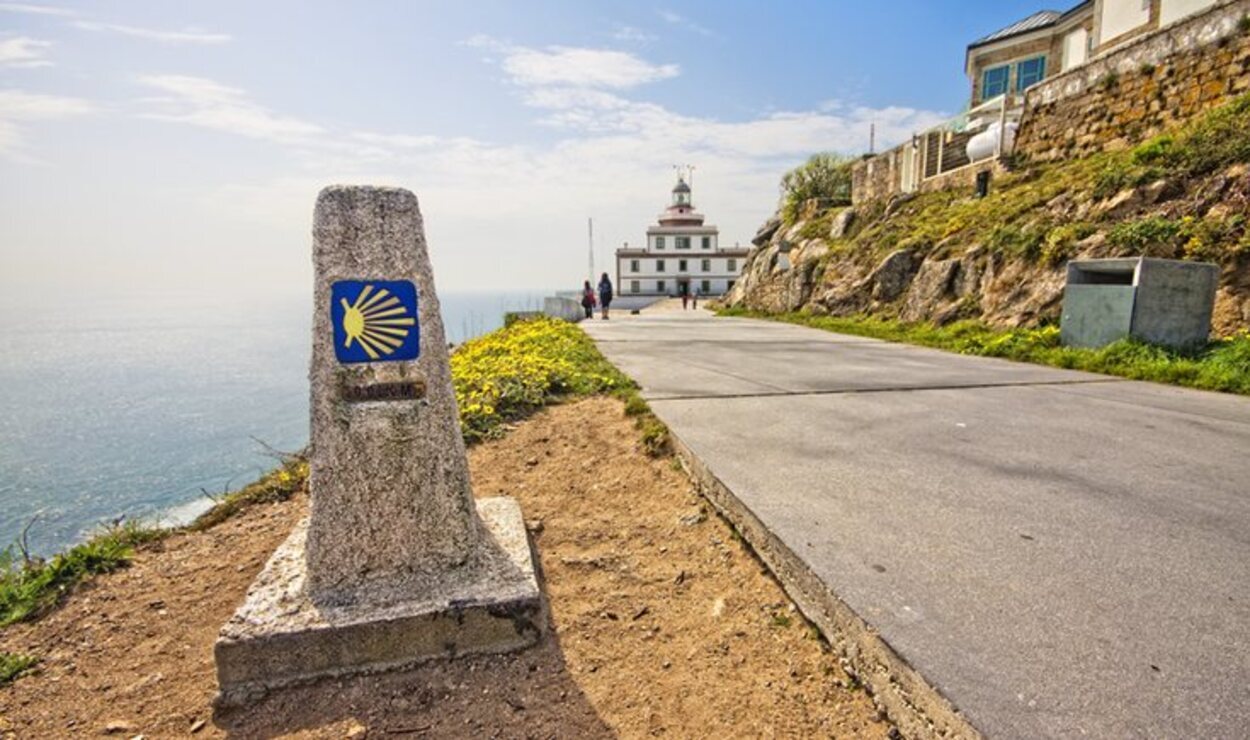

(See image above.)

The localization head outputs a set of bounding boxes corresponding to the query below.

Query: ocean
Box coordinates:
[0,289,549,557]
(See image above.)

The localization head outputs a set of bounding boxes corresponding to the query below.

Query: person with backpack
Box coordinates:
[581,280,596,319]
[597,273,614,320]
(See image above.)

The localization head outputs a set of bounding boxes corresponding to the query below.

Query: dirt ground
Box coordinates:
[0,397,889,738]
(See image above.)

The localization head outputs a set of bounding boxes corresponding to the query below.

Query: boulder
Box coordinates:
[867,249,920,302]
[829,208,856,239]
[956,247,986,297]
[752,216,782,248]
[1096,187,1144,219]
[900,259,961,322]
[1142,179,1180,205]
[818,282,869,316]
[782,220,807,244]
[785,260,820,311]
[883,193,916,219]
[796,238,829,263]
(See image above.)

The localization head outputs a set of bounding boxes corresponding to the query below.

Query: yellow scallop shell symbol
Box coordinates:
[339,284,416,360]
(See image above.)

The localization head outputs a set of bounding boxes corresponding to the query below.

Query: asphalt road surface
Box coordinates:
[584,307,1250,739]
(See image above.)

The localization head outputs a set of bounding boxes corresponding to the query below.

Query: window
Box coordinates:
[678,259,688,272]
[1016,56,1046,92]
[630,280,640,293]
[981,65,1009,100]
[657,280,666,293]
[630,259,640,272]
[701,259,711,272]
[727,280,736,292]
[676,236,691,250]
[656,259,666,272]
[655,236,665,250]
[700,279,711,293]
[728,258,737,272]
[701,236,711,250]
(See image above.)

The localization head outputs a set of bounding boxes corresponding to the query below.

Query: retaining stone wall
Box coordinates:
[1016,0,1250,162]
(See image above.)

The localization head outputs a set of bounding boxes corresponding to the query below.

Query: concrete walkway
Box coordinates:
[583,309,1250,739]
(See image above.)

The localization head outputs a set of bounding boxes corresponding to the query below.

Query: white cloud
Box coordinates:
[0,36,53,67]
[612,25,655,44]
[0,2,74,17]
[657,9,716,38]
[137,69,946,290]
[74,21,230,45]
[136,75,324,142]
[467,36,678,89]
[0,88,94,160]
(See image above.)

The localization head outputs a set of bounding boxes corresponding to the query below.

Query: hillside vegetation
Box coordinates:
[727,93,1250,335]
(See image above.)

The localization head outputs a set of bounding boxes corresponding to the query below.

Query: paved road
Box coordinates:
[584,308,1250,739]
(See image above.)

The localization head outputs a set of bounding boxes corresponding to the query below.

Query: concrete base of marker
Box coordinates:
[213,497,542,707]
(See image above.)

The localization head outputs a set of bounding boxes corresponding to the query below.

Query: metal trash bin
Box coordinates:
[1060,257,1218,350]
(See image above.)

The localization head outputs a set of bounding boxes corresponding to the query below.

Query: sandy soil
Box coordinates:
[0,397,889,738]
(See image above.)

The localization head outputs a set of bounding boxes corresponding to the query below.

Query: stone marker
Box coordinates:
[214,186,542,706]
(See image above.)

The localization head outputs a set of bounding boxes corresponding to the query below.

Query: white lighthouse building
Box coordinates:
[615,175,749,298]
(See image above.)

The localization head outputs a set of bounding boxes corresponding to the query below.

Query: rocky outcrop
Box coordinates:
[866,249,919,302]
[727,156,1250,333]
[829,208,855,239]
[900,259,960,323]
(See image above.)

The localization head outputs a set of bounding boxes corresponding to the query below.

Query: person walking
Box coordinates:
[680,284,689,311]
[597,273,614,320]
[692,284,700,310]
[581,280,596,319]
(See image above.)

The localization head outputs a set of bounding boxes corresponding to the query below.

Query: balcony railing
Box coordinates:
[900,93,1023,192]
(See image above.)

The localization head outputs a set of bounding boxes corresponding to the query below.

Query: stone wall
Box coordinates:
[850,151,902,204]
[1016,0,1250,162]
[850,140,1005,204]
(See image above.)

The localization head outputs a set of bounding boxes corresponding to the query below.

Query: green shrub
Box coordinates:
[0,652,37,685]
[1179,214,1247,262]
[1171,94,1250,175]
[190,460,307,532]
[1107,216,1182,251]
[1042,223,1095,266]
[0,520,164,625]
[780,153,854,225]
[1131,135,1176,166]
[622,393,651,417]
[988,224,1044,259]
[637,416,670,457]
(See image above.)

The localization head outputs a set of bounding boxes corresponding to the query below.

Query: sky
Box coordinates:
[1,0,1053,299]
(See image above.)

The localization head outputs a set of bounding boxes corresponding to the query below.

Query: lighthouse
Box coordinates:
[615,171,749,299]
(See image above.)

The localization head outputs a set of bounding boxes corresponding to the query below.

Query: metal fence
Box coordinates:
[899,93,1023,193]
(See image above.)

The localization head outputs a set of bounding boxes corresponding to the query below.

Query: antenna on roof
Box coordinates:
[672,163,695,187]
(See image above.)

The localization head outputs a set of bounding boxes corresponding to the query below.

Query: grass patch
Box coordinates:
[189,459,308,532]
[452,316,631,442]
[719,308,1250,395]
[0,652,38,685]
[0,520,165,626]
